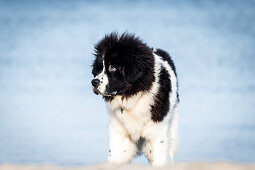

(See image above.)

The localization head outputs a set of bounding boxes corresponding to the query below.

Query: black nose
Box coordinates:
[91,79,100,87]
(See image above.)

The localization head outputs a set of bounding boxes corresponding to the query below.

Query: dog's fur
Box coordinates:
[91,32,179,166]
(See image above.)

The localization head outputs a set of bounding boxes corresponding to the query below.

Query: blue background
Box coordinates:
[0,0,255,165]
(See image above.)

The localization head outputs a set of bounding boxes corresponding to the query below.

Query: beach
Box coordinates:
[1,162,255,170]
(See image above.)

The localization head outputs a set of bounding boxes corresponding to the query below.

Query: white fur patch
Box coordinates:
[95,58,109,95]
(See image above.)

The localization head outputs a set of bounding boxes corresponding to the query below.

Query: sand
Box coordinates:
[0,162,255,170]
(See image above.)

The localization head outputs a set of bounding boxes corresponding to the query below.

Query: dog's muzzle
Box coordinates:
[91,78,117,96]
[91,78,100,95]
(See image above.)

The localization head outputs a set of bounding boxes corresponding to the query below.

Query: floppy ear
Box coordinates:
[122,65,144,83]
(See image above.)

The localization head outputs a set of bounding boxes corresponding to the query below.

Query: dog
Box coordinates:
[91,32,179,166]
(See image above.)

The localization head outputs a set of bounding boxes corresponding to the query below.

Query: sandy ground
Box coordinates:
[0,162,255,170]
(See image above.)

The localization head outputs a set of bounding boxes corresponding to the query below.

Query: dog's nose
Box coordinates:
[91,79,100,87]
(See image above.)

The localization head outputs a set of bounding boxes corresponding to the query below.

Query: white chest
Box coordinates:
[107,92,154,141]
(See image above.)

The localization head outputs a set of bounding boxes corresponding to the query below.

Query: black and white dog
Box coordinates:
[91,32,179,166]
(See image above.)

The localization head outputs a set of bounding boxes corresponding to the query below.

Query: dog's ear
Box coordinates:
[122,64,144,83]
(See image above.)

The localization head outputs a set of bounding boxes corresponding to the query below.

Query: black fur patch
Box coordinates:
[154,48,179,103]
[154,48,177,76]
[150,66,171,122]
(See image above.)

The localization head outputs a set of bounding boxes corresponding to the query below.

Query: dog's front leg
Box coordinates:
[108,117,137,164]
[144,125,171,167]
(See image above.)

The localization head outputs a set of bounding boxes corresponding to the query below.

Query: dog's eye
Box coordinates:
[109,65,116,72]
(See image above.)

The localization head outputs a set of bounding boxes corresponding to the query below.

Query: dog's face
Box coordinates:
[91,33,154,97]
[91,51,142,96]
[91,52,124,96]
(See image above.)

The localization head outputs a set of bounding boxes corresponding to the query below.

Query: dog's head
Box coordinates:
[91,32,154,98]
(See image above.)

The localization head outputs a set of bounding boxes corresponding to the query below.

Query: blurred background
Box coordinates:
[0,0,255,165]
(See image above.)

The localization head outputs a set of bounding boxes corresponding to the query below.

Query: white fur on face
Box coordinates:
[95,59,109,95]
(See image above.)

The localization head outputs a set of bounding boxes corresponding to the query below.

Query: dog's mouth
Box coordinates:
[93,88,100,95]
[93,88,117,97]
